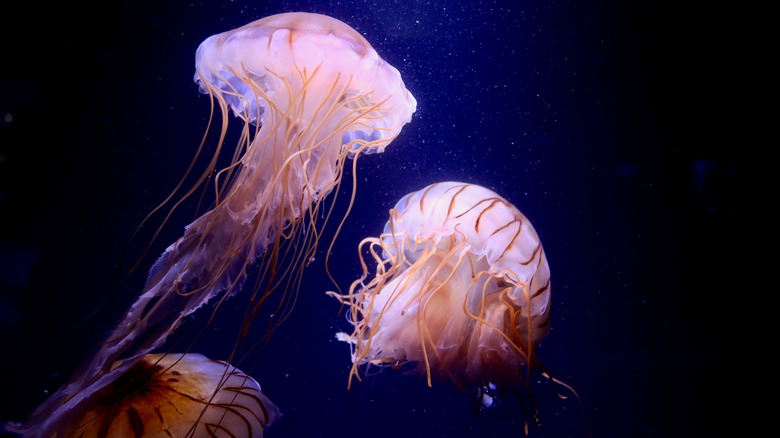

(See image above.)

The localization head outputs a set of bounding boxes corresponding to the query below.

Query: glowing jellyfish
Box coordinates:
[5,12,415,437]
[62,353,279,438]
[330,182,551,391]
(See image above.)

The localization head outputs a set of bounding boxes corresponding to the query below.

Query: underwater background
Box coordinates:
[0,0,753,437]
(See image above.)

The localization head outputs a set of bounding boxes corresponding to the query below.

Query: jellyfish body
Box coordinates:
[6,12,414,437]
[331,182,550,389]
[63,353,278,438]
[109,10,416,367]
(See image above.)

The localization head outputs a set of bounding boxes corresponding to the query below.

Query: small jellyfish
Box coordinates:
[61,353,278,438]
[330,182,551,391]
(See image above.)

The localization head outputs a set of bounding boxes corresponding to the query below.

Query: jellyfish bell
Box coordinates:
[193,11,416,209]
[4,350,281,438]
[61,353,278,438]
[330,182,551,391]
[4,12,414,437]
[195,12,415,156]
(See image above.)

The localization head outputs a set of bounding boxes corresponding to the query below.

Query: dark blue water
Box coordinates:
[0,1,751,437]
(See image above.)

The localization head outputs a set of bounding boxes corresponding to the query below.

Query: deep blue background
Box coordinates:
[1,1,753,437]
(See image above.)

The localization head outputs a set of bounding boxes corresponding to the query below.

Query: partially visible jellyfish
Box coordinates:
[62,353,278,438]
[6,12,415,437]
[330,182,551,393]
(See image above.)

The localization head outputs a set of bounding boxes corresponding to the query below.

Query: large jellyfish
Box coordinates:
[6,12,415,437]
[330,182,551,391]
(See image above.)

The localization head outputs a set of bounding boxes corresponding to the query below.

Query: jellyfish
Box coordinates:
[61,353,279,438]
[5,12,415,437]
[330,182,551,392]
